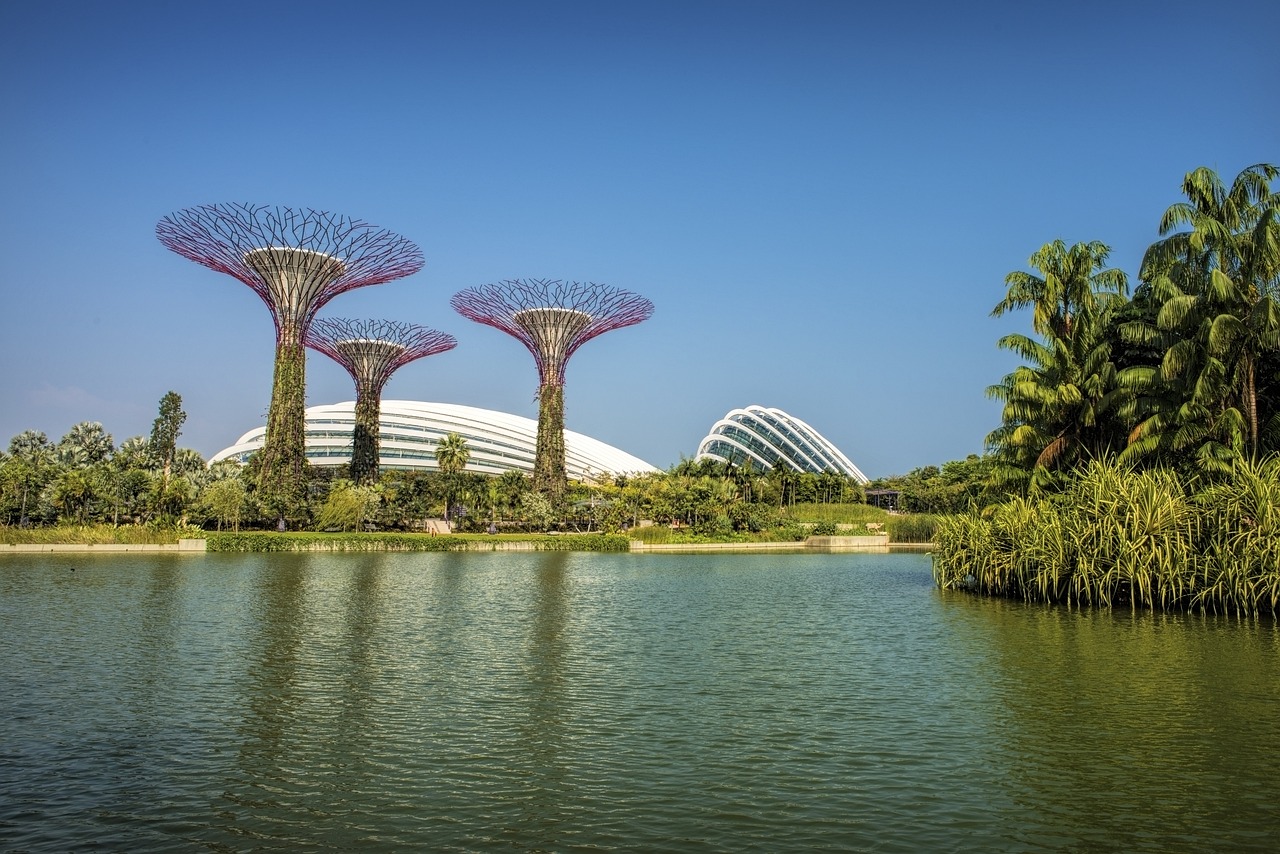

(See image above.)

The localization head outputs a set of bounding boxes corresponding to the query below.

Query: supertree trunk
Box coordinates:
[259,338,308,518]
[351,384,382,485]
[534,382,567,503]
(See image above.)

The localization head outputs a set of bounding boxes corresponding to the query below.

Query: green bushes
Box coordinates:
[933,458,1280,615]
[205,531,631,552]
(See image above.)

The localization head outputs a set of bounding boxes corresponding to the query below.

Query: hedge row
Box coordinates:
[205,532,632,553]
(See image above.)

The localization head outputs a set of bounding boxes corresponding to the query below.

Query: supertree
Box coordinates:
[451,279,653,502]
[156,204,423,521]
[306,318,457,484]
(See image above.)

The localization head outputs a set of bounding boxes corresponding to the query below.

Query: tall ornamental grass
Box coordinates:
[0,524,204,545]
[933,458,1278,615]
[788,503,892,525]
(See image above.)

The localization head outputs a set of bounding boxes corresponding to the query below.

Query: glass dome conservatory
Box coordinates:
[695,405,868,482]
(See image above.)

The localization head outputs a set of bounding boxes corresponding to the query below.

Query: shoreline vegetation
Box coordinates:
[933,458,1280,616]
[0,530,898,554]
[0,523,906,553]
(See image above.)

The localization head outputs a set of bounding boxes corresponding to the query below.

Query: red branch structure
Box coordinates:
[306,318,457,483]
[450,279,654,386]
[156,203,424,341]
[451,279,653,500]
[156,203,424,520]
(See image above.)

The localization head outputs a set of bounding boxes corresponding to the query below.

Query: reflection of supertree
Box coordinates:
[156,204,423,519]
[306,318,457,484]
[451,279,653,501]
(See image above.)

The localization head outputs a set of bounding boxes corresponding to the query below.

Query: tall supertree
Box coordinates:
[306,318,457,484]
[451,279,653,502]
[157,204,423,521]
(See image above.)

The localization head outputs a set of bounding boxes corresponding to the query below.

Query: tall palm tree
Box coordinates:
[1123,163,1279,470]
[992,239,1128,340]
[987,241,1130,487]
[435,432,470,475]
[6,433,54,526]
[435,432,470,524]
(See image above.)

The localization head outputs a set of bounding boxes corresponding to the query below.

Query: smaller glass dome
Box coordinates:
[695,405,868,483]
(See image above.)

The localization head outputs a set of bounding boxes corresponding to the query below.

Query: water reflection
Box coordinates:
[231,557,309,823]
[337,554,389,749]
[944,595,1280,850]
[514,553,571,846]
[3,553,1278,852]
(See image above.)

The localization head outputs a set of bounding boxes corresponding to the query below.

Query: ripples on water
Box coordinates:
[1,552,1277,851]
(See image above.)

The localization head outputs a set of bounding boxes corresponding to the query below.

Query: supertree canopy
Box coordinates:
[451,279,653,502]
[306,318,457,484]
[157,204,424,520]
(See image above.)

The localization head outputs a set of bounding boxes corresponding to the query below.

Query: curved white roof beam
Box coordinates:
[211,400,657,479]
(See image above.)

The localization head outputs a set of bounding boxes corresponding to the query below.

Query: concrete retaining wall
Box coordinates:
[804,535,890,549]
[0,539,208,554]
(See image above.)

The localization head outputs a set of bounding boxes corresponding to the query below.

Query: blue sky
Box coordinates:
[1,0,1276,477]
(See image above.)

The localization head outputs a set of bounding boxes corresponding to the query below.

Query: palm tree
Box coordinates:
[1123,163,1280,470]
[51,468,95,524]
[992,240,1128,340]
[57,422,114,468]
[8,430,51,459]
[768,464,796,508]
[7,432,54,526]
[114,437,155,471]
[436,432,470,475]
[496,469,528,522]
[987,241,1130,487]
[435,432,470,524]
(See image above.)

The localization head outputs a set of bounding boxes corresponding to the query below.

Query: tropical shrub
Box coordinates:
[933,458,1280,615]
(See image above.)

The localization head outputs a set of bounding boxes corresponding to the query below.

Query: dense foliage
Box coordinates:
[865,455,1002,513]
[1,408,891,540]
[206,532,631,552]
[933,458,1280,615]
[987,163,1279,485]
[937,162,1280,613]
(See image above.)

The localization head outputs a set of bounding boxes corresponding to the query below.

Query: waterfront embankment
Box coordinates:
[0,539,208,554]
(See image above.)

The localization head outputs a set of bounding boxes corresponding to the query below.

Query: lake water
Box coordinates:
[1,551,1277,851]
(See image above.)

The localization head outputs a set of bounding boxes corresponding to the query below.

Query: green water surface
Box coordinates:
[1,552,1276,851]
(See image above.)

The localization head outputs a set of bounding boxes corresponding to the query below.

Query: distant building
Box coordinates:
[210,400,658,480]
[695,405,869,483]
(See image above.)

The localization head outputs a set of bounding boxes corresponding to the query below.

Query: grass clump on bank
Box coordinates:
[0,524,204,545]
[932,458,1280,616]
[786,504,938,542]
[885,514,940,543]
[626,525,807,546]
[787,503,891,525]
